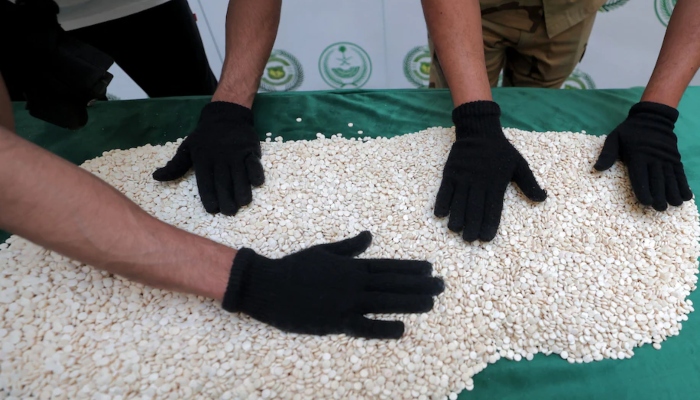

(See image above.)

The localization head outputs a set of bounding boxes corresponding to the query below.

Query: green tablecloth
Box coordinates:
[9,87,700,399]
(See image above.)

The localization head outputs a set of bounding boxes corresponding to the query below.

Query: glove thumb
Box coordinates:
[152,144,193,181]
[594,130,620,171]
[315,231,372,258]
[513,159,547,202]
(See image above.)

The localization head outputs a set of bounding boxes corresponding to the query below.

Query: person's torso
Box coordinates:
[52,0,173,31]
[480,0,607,38]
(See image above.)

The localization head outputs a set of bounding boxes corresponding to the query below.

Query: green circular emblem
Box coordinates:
[259,49,304,92]
[654,0,676,27]
[563,69,596,90]
[319,42,372,89]
[599,0,630,12]
[403,46,431,88]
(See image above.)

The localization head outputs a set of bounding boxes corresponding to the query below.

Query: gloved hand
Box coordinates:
[434,101,547,242]
[594,101,693,211]
[153,101,264,215]
[221,231,445,339]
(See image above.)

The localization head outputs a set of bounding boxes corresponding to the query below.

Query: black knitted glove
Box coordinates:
[153,101,264,215]
[222,231,445,339]
[435,101,547,242]
[594,101,693,211]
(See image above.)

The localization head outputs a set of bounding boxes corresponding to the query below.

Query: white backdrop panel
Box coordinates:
[104,0,699,100]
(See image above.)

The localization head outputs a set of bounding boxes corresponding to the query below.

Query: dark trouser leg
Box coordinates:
[69,0,218,97]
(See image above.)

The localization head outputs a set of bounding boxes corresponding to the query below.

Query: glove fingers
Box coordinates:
[152,146,192,181]
[447,183,468,232]
[316,231,372,257]
[434,178,454,218]
[480,189,506,242]
[674,163,693,201]
[593,131,620,172]
[513,159,547,202]
[233,162,253,208]
[365,259,433,276]
[365,274,445,295]
[462,187,485,242]
[194,162,219,214]
[649,162,667,211]
[628,159,653,206]
[345,316,404,339]
[356,293,434,314]
[213,163,239,216]
[245,155,265,187]
[664,164,683,207]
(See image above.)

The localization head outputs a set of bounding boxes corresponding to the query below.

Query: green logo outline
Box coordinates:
[564,69,596,90]
[654,0,676,27]
[599,0,630,12]
[318,42,372,89]
[259,49,304,92]
[403,45,431,88]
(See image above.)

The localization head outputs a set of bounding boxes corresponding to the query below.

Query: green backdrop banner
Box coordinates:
[8,87,700,399]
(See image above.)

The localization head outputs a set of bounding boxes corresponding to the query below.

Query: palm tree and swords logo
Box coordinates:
[319,42,372,89]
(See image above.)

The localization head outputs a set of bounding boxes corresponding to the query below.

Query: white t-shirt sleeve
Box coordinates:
[53,0,174,31]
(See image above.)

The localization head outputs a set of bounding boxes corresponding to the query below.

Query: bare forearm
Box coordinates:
[641,0,700,108]
[212,0,282,107]
[0,128,234,301]
[421,0,491,105]
[0,73,13,131]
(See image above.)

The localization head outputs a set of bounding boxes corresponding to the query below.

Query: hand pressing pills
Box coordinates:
[222,231,445,339]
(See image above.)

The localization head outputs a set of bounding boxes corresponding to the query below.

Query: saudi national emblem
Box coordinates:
[563,69,596,90]
[654,0,676,27]
[259,49,304,92]
[599,0,630,12]
[319,42,372,89]
[403,46,431,88]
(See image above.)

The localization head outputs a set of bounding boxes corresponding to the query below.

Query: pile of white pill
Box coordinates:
[0,127,698,399]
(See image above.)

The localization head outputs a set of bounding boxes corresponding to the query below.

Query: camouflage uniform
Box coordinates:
[429,0,607,89]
